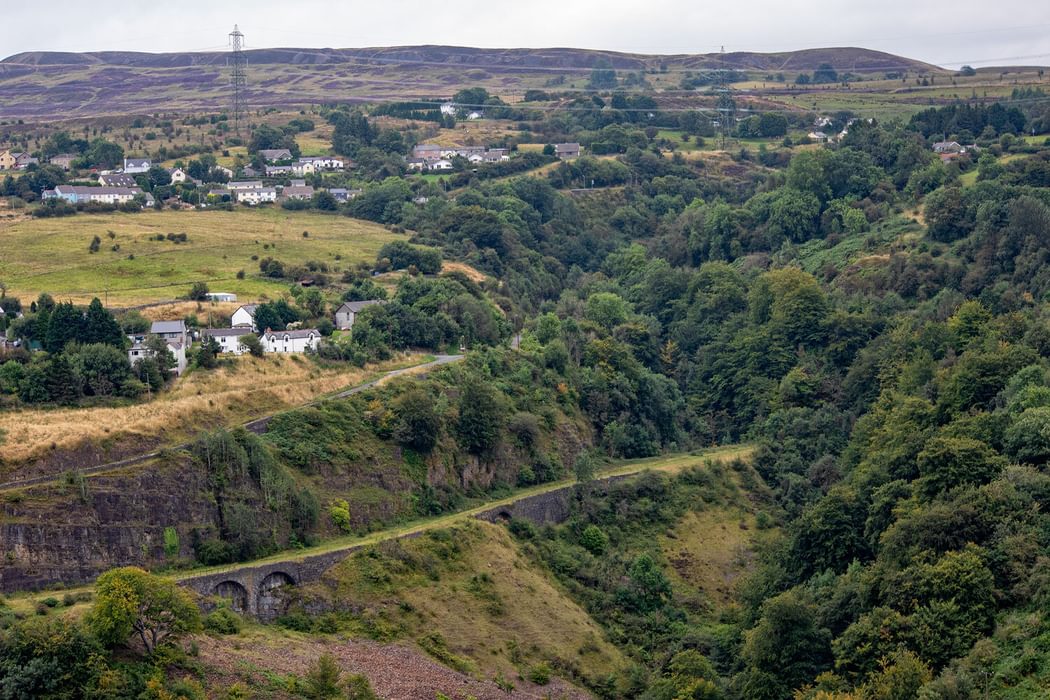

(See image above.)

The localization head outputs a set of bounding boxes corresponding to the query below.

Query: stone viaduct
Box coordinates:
[181,476,632,618]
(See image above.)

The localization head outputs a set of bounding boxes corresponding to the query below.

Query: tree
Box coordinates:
[82,297,124,347]
[298,288,325,318]
[738,590,832,700]
[90,567,200,654]
[585,292,630,329]
[617,553,672,612]
[46,354,80,403]
[393,387,441,452]
[196,337,220,369]
[69,343,134,397]
[303,653,343,699]
[813,63,839,83]
[915,436,1005,497]
[239,333,264,358]
[456,380,504,454]
[580,524,609,555]
[44,301,83,353]
[188,281,210,301]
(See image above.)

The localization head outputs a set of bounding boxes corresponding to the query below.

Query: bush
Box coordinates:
[527,662,552,685]
[329,500,352,533]
[203,608,242,635]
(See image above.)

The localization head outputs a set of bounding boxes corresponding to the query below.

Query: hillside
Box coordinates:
[0,45,945,119]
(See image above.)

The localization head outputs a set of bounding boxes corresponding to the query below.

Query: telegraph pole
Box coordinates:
[228,25,247,135]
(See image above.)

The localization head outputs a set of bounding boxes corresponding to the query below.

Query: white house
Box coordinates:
[429,159,454,171]
[235,188,277,205]
[123,158,151,174]
[228,180,264,191]
[440,102,456,116]
[202,327,255,355]
[231,304,258,330]
[261,328,320,353]
[334,299,386,330]
[298,156,345,170]
[43,185,143,205]
[281,185,315,201]
[169,168,196,184]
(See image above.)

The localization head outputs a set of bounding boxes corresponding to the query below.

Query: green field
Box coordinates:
[0,208,402,306]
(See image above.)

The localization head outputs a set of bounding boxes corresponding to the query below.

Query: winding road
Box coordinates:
[0,354,463,493]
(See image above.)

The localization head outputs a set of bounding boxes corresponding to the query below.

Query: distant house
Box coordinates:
[123,157,151,174]
[412,144,443,161]
[281,185,315,201]
[99,172,138,188]
[440,102,456,116]
[258,149,293,163]
[202,327,255,355]
[231,304,258,330]
[554,143,581,159]
[43,185,143,205]
[169,167,196,184]
[49,154,77,170]
[215,165,235,179]
[261,328,320,353]
[933,141,963,154]
[328,188,361,203]
[265,164,294,177]
[235,187,277,205]
[242,166,261,178]
[808,131,829,142]
[467,111,483,120]
[298,156,345,170]
[334,299,386,330]
[407,158,427,171]
[0,150,37,170]
[429,159,454,171]
[228,180,264,190]
[150,319,188,347]
[204,292,237,302]
[128,338,187,376]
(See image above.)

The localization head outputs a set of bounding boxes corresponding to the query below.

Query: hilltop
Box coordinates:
[0,44,946,119]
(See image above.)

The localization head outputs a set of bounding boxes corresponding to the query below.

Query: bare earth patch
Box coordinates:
[193,633,589,700]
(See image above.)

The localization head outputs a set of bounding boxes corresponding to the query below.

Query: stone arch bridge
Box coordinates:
[182,477,629,618]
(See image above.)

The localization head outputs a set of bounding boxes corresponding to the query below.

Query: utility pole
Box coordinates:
[228,25,247,135]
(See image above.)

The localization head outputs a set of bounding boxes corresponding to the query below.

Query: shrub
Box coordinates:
[329,500,352,533]
[203,608,242,635]
[527,662,552,685]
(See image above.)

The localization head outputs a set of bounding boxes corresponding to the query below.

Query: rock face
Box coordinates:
[0,416,592,594]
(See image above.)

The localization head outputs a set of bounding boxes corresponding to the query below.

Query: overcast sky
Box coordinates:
[3,1,1048,69]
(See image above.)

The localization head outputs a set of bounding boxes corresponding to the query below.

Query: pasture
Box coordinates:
[0,207,402,306]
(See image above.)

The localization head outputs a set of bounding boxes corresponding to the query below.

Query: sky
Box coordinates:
[2,1,1049,69]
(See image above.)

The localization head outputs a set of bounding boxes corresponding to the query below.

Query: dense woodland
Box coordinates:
[3,92,1050,698]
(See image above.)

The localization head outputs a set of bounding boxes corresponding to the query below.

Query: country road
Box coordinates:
[0,354,463,493]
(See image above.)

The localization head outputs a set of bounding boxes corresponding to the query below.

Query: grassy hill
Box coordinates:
[0,208,401,306]
[0,45,947,119]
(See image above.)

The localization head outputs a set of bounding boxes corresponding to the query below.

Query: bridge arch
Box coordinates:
[257,570,296,621]
[211,580,249,613]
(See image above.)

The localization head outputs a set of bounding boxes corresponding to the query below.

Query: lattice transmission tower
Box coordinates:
[228,25,247,134]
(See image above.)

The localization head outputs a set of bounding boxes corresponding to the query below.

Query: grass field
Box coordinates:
[0,352,427,469]
[0,208,402,306]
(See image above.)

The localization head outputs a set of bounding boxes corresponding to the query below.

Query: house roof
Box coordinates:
[99,173,138,187]
[56,185,142,196]
[337,299,386,314]
[266,328,319,339]
[228,180,263,189]
[151,320,186,334]
[554,143,581,151]
[259,149,292,158]
[202,327,255,338]
[124,158,150,166]
[235,304,258,316]
[282,186,315,197]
